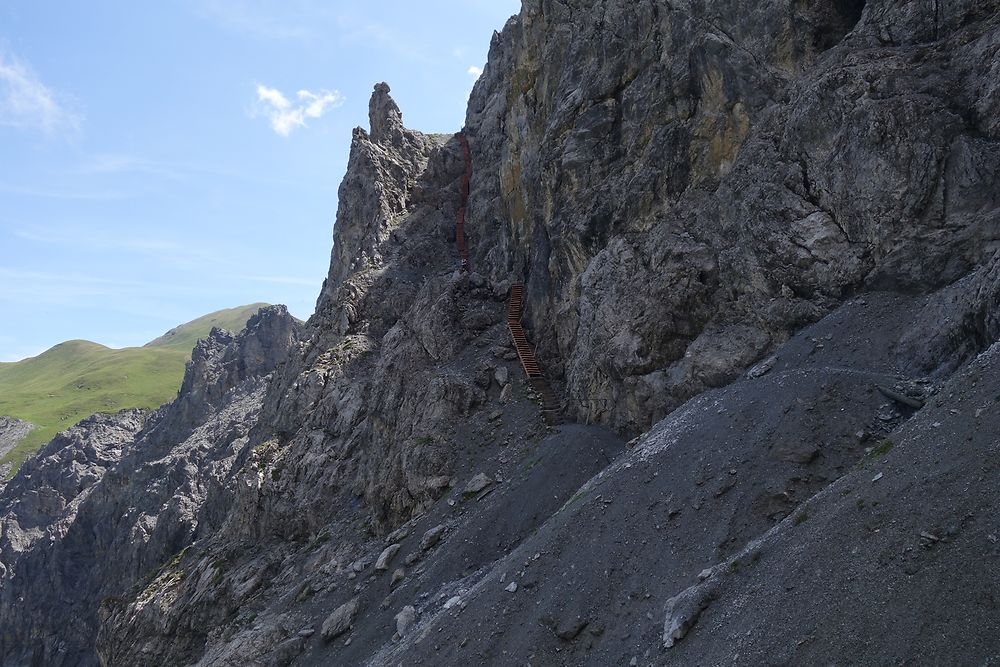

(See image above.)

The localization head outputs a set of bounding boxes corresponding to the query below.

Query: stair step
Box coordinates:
[507,282,566,423]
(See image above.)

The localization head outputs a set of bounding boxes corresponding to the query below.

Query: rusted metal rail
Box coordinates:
[507,283,563,425]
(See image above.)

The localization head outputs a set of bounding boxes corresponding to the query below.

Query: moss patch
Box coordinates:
[867,439,895,460]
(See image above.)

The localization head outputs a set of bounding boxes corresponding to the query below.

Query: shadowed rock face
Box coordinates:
[457,0,1000,433]
[0,306,298,667]
[1,1,1000,666]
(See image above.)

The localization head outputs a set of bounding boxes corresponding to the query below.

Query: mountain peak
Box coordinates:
[368,82,404,145]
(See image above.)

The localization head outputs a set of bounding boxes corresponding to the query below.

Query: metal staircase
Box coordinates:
[453,136,564,426]
[507,283,563,425]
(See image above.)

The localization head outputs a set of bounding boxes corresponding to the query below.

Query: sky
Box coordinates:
[0,0,519,362]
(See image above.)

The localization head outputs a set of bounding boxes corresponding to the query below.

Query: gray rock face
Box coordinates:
[0,416,34,483]
[458,0,1000,434]
[375,543,401,571]
[0,409,148,586]
[662,579,719,648]
[311,82,440,337]
[462,472,493,496]
[897,251,1000,376]
[0,306,298,667]
[321,597,359,641]
[150,305,300,445]
[0,416,33,459]
[1,2,999,667]
[394,605,417,638]
[420,524,445,551]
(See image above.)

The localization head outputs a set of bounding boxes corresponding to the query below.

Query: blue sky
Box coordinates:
[0,0,519,361]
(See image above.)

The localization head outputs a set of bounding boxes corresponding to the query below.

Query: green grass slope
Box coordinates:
[0,304,268,475]
[145,303,270,351]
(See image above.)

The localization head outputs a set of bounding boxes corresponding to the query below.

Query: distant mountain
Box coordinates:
[0,303,269,476]
[144,303,271,351]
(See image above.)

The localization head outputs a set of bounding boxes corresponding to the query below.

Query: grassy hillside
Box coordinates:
[145,303,270,351]
[0,304,268,475]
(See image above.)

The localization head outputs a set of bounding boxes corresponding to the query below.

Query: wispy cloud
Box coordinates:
[0,268,148,306]
[13,227,181,253]
[73,153,314,189]
[192,2,432,62]
[78,154,187,179]
[0,182,128,201]
[0,50,81,136]
[196,0,311,40]
[0,267,231,311]
[332,11,431,64]
[8,224,246,275]
[253,84,343,137]
[241,274,317,286]
[468,66,483,78]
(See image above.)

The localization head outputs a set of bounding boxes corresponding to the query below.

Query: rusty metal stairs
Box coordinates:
[507,283,564,425]
[452,138,563,425]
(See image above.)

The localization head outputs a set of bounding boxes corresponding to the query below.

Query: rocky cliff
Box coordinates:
[1,1,999,665]
[0,417,33,482]
[0,307,299,665]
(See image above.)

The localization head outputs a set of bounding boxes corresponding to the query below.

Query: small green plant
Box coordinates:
[211,558,229,585]
[295,583,315,603]
[728,560,741,573]
[163,568,185,586]
[568,489,590,506]
[867,439,894,460]
[305,529,331,553]
[100,595,123,609]
[415,435,434,446]
[793,511,809,526]
[168,545,191,569]
[856,498,866,511]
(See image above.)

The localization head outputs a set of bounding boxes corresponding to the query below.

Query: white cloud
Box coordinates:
[253,84,343,137]
[257,85,291,110]
[0,51,81,136]
[468,66,483,78]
